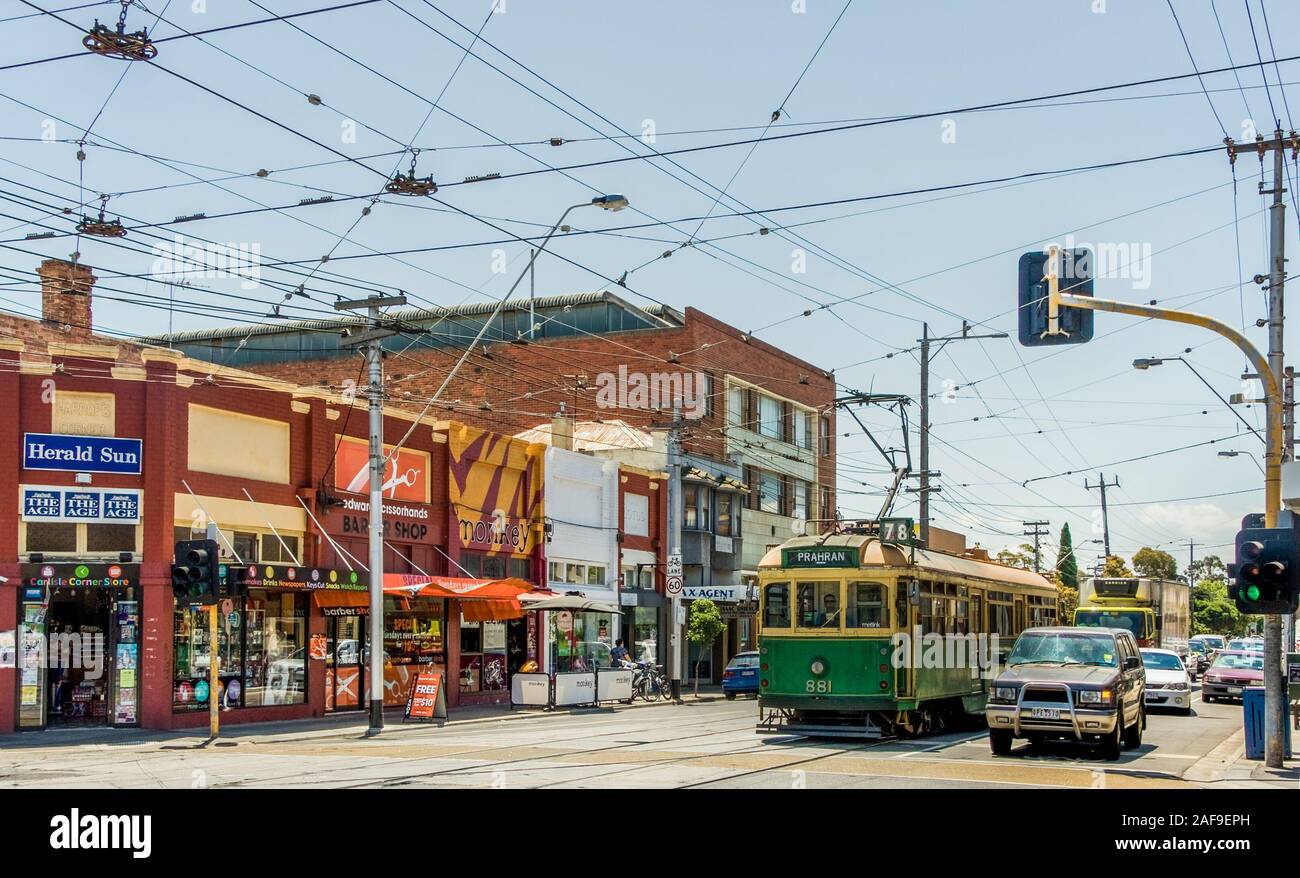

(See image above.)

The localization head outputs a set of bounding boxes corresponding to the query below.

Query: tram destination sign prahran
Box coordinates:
[782,546,859,568]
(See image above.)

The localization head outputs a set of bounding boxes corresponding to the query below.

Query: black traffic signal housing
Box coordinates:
[172,539,219,605]
[1229,526,1299,614]
[1017,248,1094,347]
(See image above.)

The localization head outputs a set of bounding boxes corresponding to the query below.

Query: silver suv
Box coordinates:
[986,627,1146,761]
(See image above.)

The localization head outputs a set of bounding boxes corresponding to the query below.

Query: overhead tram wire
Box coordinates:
[1166,0,1231,138]
[1,0,387,71]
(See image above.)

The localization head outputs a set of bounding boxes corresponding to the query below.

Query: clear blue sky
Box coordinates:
[3,0,1298,570]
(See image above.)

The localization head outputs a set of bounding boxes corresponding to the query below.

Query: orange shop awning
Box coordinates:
[382,574,535,620]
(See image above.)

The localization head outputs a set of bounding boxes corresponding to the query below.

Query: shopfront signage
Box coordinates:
[404,672,447,721]
[335,436,429,502]
[781,546,858,568]
[20,563,139,589]
[237,565,369,592]
[325,496,441,545]
[23,433,142,475]
[21,485,141,524]
[683,585,742,602]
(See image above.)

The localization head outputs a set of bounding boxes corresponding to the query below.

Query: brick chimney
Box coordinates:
[38,258,95,333]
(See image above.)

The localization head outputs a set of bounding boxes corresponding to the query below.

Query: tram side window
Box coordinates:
[990,602,1014,638]
[846,581,887,629]
[763,583,790,628]
[797,582,841,628]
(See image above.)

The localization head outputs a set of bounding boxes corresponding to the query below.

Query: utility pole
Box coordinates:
[1187,538,1195,581]
[1230,128,1294,767]
[917,320,1008,546]
[665,406,684,702]
[1084,473,1119,559]
[1023,520,1049,573]
[337,292,407,736]
[1284,366,1295,656]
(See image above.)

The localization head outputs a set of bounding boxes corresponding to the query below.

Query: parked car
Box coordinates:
[722,651,760,699]
[1140,648,1192,715]
[1185,640,1211,680]
[986,627,1146,761]
[1201,650,1264,702]
[1227,637,1263,652]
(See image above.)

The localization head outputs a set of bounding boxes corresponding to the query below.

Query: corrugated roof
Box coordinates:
[515,418,656,451]
[135,290,682,345]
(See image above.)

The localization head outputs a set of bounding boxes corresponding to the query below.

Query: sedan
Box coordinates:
[1185,641,1211,680]
[1201,650,1265,703]
[722,651,760,699]
[1140,648,1192,715]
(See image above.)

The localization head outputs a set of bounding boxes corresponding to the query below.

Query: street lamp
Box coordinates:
[1132,355,1263,444]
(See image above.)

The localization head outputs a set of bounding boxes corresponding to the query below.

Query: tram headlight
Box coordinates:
[809,658,827,676]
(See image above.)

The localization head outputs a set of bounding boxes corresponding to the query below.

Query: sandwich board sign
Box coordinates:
[404,672,447,722]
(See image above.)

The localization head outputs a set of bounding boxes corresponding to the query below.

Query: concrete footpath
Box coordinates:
[1185,728,1298,789]
[0,687,728,752]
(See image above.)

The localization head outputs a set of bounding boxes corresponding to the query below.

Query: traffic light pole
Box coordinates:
[1053,286,1286,768]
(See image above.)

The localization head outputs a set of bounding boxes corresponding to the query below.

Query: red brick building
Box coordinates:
[0,260,556,734]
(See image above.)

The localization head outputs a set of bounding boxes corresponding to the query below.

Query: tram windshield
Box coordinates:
[797,582,841,628]
[763,582,790,628]
[1007,631,1119,668]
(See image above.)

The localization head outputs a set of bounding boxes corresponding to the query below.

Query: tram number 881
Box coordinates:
[805,679,833,693]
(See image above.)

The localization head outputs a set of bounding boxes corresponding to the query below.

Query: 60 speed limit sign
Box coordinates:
[666,575,683,596]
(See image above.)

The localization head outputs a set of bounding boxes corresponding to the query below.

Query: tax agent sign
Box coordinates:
[21,486,141,524]
[23,433,142,475]
[782,546,858,568]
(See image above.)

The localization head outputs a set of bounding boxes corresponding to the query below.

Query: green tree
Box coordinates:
[1057,584,1079,623]
[1132,547,1179,580]
[1186,555,1227,585]
[1056,523,1079,588]
[1191,579,1251,637]
[686,599,726,696]
[1101,555,1132,577]
[996,543,1037,570]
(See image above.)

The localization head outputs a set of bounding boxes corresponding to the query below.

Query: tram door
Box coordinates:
[895,580,916,698]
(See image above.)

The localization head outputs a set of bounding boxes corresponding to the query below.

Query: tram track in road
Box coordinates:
[214,709,763,789]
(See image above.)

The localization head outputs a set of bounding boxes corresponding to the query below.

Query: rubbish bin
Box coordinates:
[1243,686,1293,759]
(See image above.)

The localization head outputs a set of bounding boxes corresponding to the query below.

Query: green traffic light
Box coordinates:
[1246,584,1261,601]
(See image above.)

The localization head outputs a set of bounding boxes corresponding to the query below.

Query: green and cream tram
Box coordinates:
[757,532,1058,738]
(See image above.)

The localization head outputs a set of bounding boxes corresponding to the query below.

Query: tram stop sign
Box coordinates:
[1017,248,1094,347]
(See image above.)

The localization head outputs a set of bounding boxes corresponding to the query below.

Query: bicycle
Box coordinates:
[631,662,672,702]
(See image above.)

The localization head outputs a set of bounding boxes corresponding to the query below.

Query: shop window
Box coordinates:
[244,591,306,706]
[550,611,615,671]
[460,554,482,578]
[715,493,734,537]
[759,472,782,514]
[763,582,790,628]
[846,581,887,629]
[509,556,530,581]
[683,483,699,529]
[481,554,506,580]
[758,393,781,439]
[793,481,809,521]
[796,581,841,629]
[633,607,659,663]
[459,615,507,692]
[260,534,301,564]
[25,522,77,553]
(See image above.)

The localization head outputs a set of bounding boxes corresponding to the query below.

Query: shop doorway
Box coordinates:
[20,586,141,729]
[325,612,366,712]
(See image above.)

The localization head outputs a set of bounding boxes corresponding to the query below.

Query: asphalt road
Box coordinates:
[0,682,1257,789]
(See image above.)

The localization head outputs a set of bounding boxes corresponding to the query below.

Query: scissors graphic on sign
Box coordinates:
[382,467,419,497]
